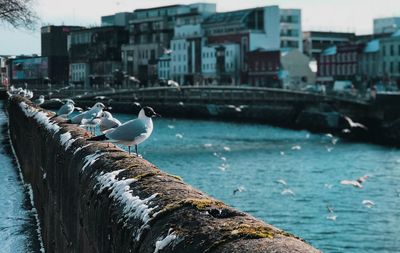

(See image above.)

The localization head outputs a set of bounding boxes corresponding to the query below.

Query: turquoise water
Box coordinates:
[112,112,400,253]
[0,102,42,252]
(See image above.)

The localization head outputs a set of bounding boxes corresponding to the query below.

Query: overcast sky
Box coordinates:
[1,0,399,55]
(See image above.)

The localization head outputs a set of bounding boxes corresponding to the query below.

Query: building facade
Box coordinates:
[41,25,83,85]
[303,31,355,59]
[68,26,128,88]
[380,33,400,83]
[317,43,362,86]
[247,49,280,87]
[280,9,303,52]
[374,17,400,34]
[121,3,216,86]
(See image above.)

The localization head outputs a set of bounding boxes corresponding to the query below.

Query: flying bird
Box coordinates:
[344,116,368,130]
[88,106,160,156]
[167,80,181,91]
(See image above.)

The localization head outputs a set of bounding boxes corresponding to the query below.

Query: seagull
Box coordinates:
[80,102,106,134]
[167,80,181,91]
[362,200,375,208]
[344,116,368,130]
[233,186,245,195]
[276,179,287,186]
[34,95,45,105]
[326,205,337,221]
[99,111,121,133]
[291,145,301,150]
[88,106,160,155]
[281,188,295,196]
[128,76,141,83]
[340,175,369,188]
[342,128,351,134]
[163,47,173,54]
[54,99,75,118]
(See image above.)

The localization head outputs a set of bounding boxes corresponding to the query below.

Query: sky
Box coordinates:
[1,0,400,55]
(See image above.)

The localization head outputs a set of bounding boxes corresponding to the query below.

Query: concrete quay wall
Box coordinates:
[7,95,320,253]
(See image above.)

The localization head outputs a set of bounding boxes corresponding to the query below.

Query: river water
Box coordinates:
[113,112,400,253]
[2,102,400,252]
[0,101,42,252]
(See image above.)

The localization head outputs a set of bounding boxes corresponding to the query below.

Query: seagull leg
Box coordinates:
[135,145,138,156]
[128,146,131,155]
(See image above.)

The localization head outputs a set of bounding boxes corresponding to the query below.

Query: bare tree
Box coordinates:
[0,0,37,29]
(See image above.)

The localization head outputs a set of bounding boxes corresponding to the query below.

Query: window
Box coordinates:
[382,45,386,56]
[390,45,394,56]
[390,62,394,73]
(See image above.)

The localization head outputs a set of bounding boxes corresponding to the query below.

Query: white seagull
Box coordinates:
[88,106,160,155]
[344,116,368,130]
[34,95,45,105]
[80,102,106,134]
[340,175,369,188]
[167,80,181,91]
[99,111,122,133]
[55,99,75,118]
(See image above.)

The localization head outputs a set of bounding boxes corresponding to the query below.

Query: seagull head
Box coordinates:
[101,111,112,119]
[93,102,106,110]
[140,106,161,118]
[64,99,75,105]
[39,95,44,99]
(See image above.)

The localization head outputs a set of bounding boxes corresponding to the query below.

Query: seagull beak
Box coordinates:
[153,113,161,118]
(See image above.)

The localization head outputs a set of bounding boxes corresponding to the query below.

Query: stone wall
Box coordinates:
[7,95,320,253]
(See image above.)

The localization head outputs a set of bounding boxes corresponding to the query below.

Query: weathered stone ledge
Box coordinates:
[7,95,320,253]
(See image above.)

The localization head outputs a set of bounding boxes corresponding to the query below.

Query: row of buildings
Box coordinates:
[2,3,400,91]
[2,3,313,90]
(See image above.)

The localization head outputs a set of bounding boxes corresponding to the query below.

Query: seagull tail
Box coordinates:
[87,134,108,141]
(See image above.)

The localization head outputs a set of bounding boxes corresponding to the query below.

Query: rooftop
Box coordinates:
[204,8,257,25]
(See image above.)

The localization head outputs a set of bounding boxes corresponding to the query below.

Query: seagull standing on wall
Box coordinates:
[55,99,75,118]
[99,111,122,133]
[34,95,45,105]
[88,106,160,156]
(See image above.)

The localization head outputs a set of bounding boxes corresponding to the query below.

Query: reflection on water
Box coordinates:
[0,101,41,253]
[112,112,400,253]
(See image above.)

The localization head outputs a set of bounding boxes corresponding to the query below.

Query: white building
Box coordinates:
[157,54,171,80]
[201,43,240,85]
[280,8,303,52]
[280,50,316,89]
[70,63,89,85]
[374,17,400,34]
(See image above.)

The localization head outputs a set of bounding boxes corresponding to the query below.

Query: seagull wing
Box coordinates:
[106,118,147,142]
[57,104,73,116]
[100,117,122,133]
[70,112,85,124]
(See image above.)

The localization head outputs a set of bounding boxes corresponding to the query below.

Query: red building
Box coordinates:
[247,49,280,87]
[317,43,364,85]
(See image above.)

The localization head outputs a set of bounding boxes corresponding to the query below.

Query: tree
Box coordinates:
[0,0,37,29]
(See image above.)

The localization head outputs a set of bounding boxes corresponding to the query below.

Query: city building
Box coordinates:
[157,54,171,81]
[380,31,400,84]
[203,6,281,84]
[374,17,400,34]
[247,49,280,87]
[303,31,355,59]
[280,9,303,52]
[101,12,134,27]
[359,39,381,80]
[201,43,240,85]
[7,55,49,87]
[121,3,216,86]
[68,26,128,88]
[317,43,363,86]
[41,25,83,86]
[280,50,316,89]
